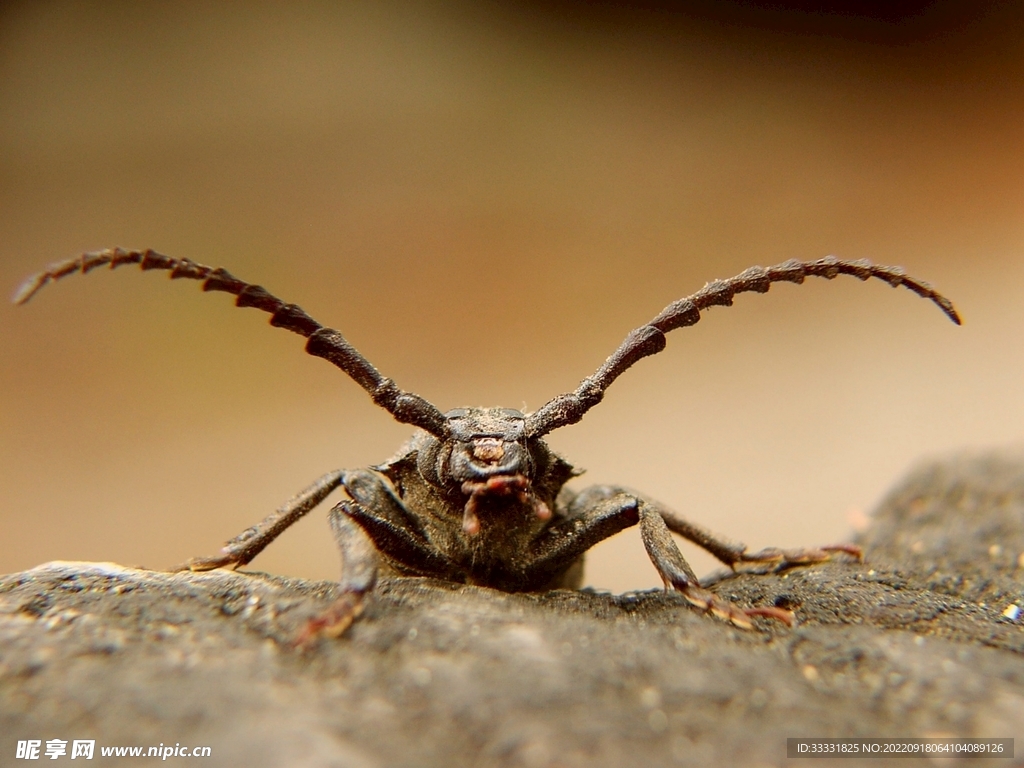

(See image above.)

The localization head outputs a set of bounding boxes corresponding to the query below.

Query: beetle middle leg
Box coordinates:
[645,497,863,572]
[175,469,348,572]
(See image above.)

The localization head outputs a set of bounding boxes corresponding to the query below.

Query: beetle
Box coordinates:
[14,249,960,638]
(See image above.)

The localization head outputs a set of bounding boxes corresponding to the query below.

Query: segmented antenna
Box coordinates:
[13,248,450,438]
[525,256,961,437]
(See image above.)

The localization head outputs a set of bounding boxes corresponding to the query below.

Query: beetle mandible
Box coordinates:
[14,249,960,638]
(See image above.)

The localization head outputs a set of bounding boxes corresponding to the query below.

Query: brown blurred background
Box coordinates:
[1,0,1022,591]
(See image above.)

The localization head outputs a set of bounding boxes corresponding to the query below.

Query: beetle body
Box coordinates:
[383,410,581,590]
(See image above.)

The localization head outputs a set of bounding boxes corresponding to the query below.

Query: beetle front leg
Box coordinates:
[294,502,380,647]
[637,505,794,629]
[536,487,791,627]
[173,469,347,572]
[524,489,642,590]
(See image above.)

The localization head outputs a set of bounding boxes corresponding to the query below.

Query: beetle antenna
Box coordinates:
[13,248,450,438]
[526,256,960,437]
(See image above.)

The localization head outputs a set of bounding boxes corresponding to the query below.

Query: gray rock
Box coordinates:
[2,451,1023,767]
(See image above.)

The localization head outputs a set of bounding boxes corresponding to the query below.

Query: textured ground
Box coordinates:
[2,451,1024,767]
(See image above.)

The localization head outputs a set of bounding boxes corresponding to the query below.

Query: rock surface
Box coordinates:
[2,451,1024,767]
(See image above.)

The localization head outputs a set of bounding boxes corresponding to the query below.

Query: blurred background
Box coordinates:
[1,0,1021,591]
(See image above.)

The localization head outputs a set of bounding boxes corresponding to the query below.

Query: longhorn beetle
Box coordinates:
[15,249,960,638]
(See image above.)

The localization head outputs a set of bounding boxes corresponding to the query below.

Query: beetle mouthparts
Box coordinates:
[459,474,552,536]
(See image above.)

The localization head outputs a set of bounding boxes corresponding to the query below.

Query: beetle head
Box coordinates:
[444,408,530,482]
[415,407,553,535]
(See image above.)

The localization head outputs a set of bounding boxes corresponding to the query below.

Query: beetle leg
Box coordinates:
[343,468,429,537]
[339,470,453,576]
[294,505,379,648]
[525,490,641,589]
[644,496,863,572]
[638,505,794,629]
[343,502,452,577]
[173,469,347,572]
[729,543,863,571]
[562,486,807,627]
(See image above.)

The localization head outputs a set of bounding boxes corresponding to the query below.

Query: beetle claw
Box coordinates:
[293,591,366,650]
